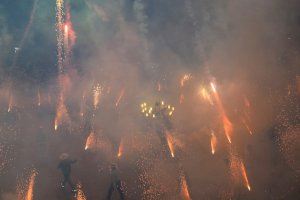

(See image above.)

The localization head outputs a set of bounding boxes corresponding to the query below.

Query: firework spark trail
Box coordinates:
[93,84,103,109]
[199,86,214,105]
[7,93,13,112]
[25,170,38,200]
[54,91,69,130]
[241,162,251,191]
[210,131,217,155]
[115,88,125,107]
[76,182,87,200]
[12,0,39,69]
[37,88,41,106]
[118,139,124,158]
[210,82,233,143]
[85,131,96,150]
[56,0,65,73]
[166,131,175,158]
[180,74,192,88]
[180,174,191,200]
[80,91,86,117]
[242,118,253,135]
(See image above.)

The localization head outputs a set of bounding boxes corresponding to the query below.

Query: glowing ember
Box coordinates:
[180,174,191,200]
[241,162,251,191]
[210,131,217,155]
[93,84,103,109]
[85,131,96,150]
[77,182,87,200]
[199,86,214,105]
[25,169,38,200]
[115,88,125,107]
[180,74,192,88]
[210,82,233,143]
[166,131,175,158]
[118,139,124,158]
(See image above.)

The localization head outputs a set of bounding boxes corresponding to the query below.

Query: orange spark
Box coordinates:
[199,87,214,105]
[180,74,192,88]
[85,131,96,150]
[77,182,87,200]
[54,92,69,131]
[25,169,38,200]
[241,162,251,191]
[166,131,175,158]
[210,82,233,143]
[180,174,191,200]
[118,139,124,158]
[115,88,125,107]
[210,131,217,155]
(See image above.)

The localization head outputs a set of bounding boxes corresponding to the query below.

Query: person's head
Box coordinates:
[59,153,69,160]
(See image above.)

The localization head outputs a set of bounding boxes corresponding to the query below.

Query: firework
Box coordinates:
[140,101,175,118]
[241,162,251,191]
[210,131,217,155]
[210,82,233,143]
[25,170,38,200]
[77,182,87,200]
[180,74,192,88]
[199,86,214,105]
[115,88,125,107]
[54,92,70,131]
[93,84,103,109]
[85,131,96,150]
[56,0,64,73]
[166,131,175,158]
[242,118,253,135]
[180,174,191,200]
[118,139,124,158]
[7,93,13,112]
[37,88,41,106]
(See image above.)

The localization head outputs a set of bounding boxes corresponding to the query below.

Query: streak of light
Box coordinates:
[115,88,125,107]
[85,131,96,150]
[180,74,192,88]
[210,131,217,155]
[241,162,251,191]
[210,82,233,143]
[180,174,191,200]
[118,139,124,158]
[166,131,175,158]
[25,169,38,200]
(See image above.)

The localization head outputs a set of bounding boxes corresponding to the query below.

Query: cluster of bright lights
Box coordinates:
[140,101,175,118]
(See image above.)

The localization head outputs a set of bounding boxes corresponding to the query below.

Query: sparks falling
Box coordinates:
[25,169,38,200]
[166,131,175,158]
[118,139,124,158]
[210,82,233,143]
[93,84,103,109]
[54,92,69,131]
[199,86,214,105]
[115,88,125,107]
[77,182,87,200]
[210,131,217,155]
[85,131,96,150]
[7,93,13,112]
[242,118,253,135]
[241,162,251,191]
[180,174,191,200]
[56,0,64,73]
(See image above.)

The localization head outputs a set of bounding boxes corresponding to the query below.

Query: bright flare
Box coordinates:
[210,82,233,143]
[166,131,175,158]
[54,92,69,131]
[8,94,13,112]
[180,174,191,200]
[242,118,253,135]
[241,162,251,191]
[118,139,124,158]
[25,169,38,200]
[115,88,125,107]
[199,86,214,105]
[210,131,217,155]
[37,88,41,106]
[85,131,96,150]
